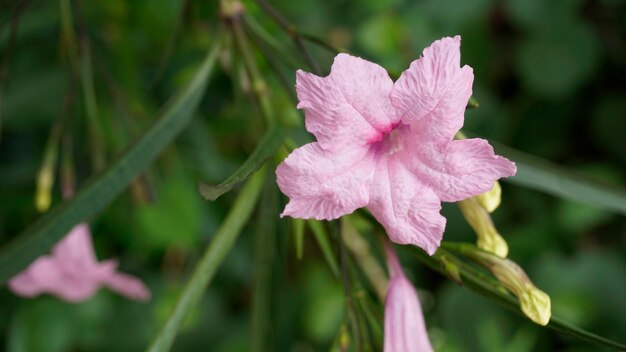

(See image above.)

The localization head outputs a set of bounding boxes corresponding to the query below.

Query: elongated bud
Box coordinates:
[458,197,508,258]
[473,250,551,326]
[476,181,501,213]
[384,243,433,352]
[35,165,54,212]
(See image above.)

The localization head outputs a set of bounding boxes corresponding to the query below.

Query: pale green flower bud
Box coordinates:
[475,181,501,213]
[476,251,551,326]
[458,198,508,258]
[35,167,54,212]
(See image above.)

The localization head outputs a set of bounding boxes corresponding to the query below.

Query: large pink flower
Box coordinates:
[276,36,516,254]
[384,244,433,352]
[8,223,150,303]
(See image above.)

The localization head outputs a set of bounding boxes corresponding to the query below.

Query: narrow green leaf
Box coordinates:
[293,218,304,259]
[307,220,340,278]
[147,169,265,352]
[198,126,284,201]
[492,141,626,215]
[412,245,626,351]
[251,170,279,352]
[0,36,223,284]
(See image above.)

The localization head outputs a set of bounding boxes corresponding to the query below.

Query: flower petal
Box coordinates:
[103,272,151,301]
[384,245,434,352]
[8,256,63,297]
[52,223,100,271]
[297,53,397,151]
[402,137,517,202]
[277,142,376,220]
[391,36,473,140]
[367,156,446,255]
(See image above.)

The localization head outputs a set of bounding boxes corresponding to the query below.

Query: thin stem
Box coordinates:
[336,221,362,351]
[413,245,626,351]
[226,8,275,126]
[254,0,321,74]
[241,14,298,104]
[0,0,22,150]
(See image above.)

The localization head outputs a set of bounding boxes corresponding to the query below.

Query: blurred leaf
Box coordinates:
[516,22,599,98]
[307,220,340,278]
[591,95,626,163]
[488,141,626,216]
[8,299,75,352]
[198,126,284,201]
[147,169,265,352]
[302,264,345,344]
[251,171,279,352]
[0,36,223,284]
[135,172,202,250]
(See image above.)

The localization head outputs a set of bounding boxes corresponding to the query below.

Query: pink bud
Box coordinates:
[384,244,433,352]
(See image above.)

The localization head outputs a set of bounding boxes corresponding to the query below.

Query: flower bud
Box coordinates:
[475,251,551,326]
[458,197,508,258]
[384,243,433,352]
[475,181,501,213]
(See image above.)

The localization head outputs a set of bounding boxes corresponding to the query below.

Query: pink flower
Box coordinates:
[276,36,516,254]
[8,223,150,303]
[384,243,433,352]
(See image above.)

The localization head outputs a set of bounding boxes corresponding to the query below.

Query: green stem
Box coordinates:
[250,170,278,352]
[412,245,626,351]
[253,0,321,74]
[79,40,106,171]
[147,169,266,352]
[227,10,275,126]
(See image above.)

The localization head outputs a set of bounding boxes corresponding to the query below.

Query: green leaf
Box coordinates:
[198,126,284,201]
[0,36,223,284]
[147,168,265,352]
[251,171,279,352]
[307,220,340,278]
[491,141,626,216]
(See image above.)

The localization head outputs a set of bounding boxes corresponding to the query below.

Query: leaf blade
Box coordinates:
[492,141,626,215]
[0,36,223,284]
[147,168,265,352]
[198,125,284,201]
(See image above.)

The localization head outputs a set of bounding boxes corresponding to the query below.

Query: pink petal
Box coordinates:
[103,272,151,301]
[367,156,445,255]
[277,142,377,220]
[384,275,433,352]
[297,53,397,151]
[8,257,63,297]
[401,137,517,202]
[391,36,473,140]
[52,223,100,271]
[384,244,433,352]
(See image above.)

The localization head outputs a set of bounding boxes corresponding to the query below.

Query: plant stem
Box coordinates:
[147,169,266,352]
[413,245,626,351]
[253,0,321,74]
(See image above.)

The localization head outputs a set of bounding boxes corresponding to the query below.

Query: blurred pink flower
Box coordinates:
[276,36,516,254]
[8,223,150,303]
[384,243,433,352]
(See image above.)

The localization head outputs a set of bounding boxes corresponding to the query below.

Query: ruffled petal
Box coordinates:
[277,142,376,220]
[402,137,517,202]
[367,156,446,255]
[297,53,397,151]
[391,36,473,140]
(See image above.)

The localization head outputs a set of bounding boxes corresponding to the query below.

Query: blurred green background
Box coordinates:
[1,0,625,351]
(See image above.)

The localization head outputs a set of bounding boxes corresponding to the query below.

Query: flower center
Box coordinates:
[370,123,405,156]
